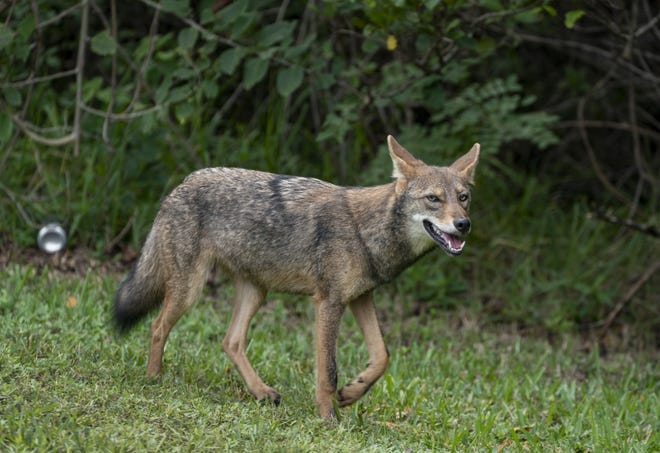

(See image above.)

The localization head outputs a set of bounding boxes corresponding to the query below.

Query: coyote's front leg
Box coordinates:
[337,291,389,407]
[314,294,345,419]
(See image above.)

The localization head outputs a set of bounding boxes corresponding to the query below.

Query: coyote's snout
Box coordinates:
[114,135,480,419]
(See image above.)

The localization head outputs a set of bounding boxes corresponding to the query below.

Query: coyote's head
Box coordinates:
[388,135,480,256]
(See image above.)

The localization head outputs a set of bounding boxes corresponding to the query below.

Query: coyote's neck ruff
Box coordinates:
[114,135,480,420]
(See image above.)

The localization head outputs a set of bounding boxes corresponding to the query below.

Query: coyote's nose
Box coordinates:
[453,218,471,234]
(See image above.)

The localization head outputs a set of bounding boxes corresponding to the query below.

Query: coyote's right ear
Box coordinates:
[450,143,480,185]
[387,135,423,180]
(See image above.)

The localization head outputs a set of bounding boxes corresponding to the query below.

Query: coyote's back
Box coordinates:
[113,135,480,420]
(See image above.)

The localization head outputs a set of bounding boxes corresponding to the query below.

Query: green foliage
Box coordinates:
[0,266,656,450]
[0,0,556,245]
[564,9,586,29]
[0,1,656,335]
[90,30,117,56]
[432,75,559,151]
[276,65,304,97]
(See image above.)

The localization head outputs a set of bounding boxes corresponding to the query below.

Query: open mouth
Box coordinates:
[423,220,465,255]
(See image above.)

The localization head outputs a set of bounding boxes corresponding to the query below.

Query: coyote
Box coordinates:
[114,136,479,419]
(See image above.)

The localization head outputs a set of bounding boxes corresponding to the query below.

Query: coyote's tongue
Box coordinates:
[422,220,465,255]
[443,232,463,250]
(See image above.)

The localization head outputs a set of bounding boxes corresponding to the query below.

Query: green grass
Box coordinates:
[0,265,657,451]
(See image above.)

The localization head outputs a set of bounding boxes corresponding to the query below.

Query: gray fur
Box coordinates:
[113,136,480,419]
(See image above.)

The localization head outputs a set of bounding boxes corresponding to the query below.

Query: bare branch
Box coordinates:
[124,6,160,113]
[0,182,38,228]
[597,260,660,337]
[138,0,238,47]
[635,11,660,37]
[79,104,162,120]
[514,32,660,85]
[470,2,542,25]
[587,209,660,238]
[2,69,78,88]
[216,86,244,124]
[38,2,83,28]
[72,0,89,157]
[104,211,135,253]
[577,98,630,205]
[12,115,76,146]
[102,0,118,147]
[553,120,660,144]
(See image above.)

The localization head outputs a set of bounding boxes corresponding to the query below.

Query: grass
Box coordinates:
[0,264,657,452]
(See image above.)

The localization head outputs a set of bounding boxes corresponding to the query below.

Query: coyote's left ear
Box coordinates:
[387,135,424,180]
[450,143,480,184]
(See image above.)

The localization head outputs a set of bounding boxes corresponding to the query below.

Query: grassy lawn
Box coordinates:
[0,264,657,451]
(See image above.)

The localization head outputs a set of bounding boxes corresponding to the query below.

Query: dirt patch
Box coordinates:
[1,234,136,276]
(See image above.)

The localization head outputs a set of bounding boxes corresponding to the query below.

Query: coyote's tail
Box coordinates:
[113,234,165,332]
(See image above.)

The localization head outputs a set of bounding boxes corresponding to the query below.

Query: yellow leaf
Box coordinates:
[66,296,77,308]
[386,35,397,51]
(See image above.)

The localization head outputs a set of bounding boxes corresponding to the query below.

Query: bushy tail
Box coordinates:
[113,238,165,332]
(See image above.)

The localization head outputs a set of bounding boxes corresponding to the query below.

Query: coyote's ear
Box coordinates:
[450,143,480,184]
[387,135,423,180]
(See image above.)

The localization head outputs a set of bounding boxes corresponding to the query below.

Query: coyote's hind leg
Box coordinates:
[147,264,208,377]
[222,277,281,404]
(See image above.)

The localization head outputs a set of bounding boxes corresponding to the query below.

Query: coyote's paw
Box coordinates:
[317,401,338,422]
[253,385,281,405]
[336,378,371,407]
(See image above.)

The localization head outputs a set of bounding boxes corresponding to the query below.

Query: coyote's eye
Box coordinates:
[458,193,469,202]
[426,195,441,202]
